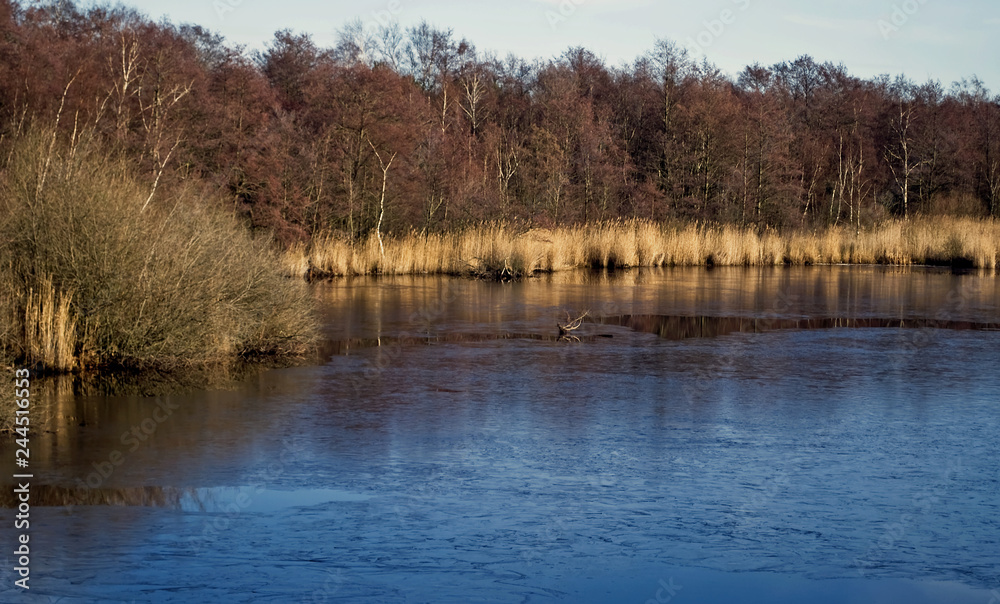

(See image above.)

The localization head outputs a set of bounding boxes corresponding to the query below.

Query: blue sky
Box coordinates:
[104,0,998,91]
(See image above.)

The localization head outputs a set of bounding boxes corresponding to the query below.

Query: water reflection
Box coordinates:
[598,314,1000,340]
[313,266,1000,345]
[0,485,370,511]
[0,484,192,508]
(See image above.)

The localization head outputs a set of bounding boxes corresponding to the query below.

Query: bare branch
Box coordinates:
[37,73,79,198]
[558,310,590,341]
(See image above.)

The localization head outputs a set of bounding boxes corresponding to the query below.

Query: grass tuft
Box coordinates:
[22,276,77,372]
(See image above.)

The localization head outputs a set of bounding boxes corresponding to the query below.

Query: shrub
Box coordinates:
[0,126,317,370]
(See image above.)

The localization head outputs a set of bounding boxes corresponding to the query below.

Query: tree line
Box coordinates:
[2,0,998,244]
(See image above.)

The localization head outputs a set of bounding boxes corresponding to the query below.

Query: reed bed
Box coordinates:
[291,217,1000,279]
[22,276,78,372]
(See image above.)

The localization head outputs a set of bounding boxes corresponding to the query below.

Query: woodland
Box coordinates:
[2,1,997,244]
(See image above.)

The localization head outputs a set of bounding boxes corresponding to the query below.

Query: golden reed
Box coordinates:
[286,218,1000,278]
[21,276,77,372]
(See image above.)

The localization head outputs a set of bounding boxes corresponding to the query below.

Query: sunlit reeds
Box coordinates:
[291,217,1000,279]
[22,276,77,372]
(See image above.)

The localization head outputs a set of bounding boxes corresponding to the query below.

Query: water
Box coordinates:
[2,266,999,603]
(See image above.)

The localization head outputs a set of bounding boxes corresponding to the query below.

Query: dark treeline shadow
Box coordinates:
[596,314,1000,340]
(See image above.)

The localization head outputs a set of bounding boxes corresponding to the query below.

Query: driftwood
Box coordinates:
[558,310,589,342]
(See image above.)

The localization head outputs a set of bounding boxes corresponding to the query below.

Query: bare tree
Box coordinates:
[460,69,487,136]
[373,23,406,71]
[335,19,375,67]
[833,123,869,227]
[367,138,396,257]
[495,133,519,219]
[110,31,142,136]
[885,79,927,217]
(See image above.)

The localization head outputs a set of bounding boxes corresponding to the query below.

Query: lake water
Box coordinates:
[2,266,1000,603]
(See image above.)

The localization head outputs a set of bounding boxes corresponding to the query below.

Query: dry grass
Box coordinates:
[22,276,77,372]
[290,217,1000,279]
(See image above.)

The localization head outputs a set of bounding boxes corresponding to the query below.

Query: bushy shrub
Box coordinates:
[0,126,317,370]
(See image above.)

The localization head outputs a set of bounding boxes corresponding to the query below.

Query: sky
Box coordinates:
[91,0,1000,91]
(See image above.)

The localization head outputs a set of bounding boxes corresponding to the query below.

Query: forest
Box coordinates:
[1,0,998,246]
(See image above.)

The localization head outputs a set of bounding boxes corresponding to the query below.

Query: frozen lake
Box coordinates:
[2,266,999,603]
